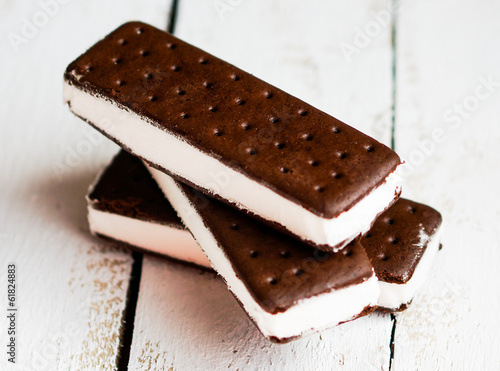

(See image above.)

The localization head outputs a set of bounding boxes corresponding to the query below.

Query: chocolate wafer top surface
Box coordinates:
[179,183,373,314]
[66,21,401,218]
[361,199,442,284]
[89,150,183,228]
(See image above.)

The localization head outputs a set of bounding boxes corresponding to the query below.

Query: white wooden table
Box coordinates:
[1,0,499,370]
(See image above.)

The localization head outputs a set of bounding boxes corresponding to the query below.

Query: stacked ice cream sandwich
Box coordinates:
[64,22,442,342]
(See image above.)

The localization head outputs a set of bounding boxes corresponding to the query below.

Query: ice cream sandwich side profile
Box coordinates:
[64,21,403,251]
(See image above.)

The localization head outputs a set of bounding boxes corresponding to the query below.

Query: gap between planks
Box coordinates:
[117,0,181,368]
[388,1,398,369]
[117,252,144,370]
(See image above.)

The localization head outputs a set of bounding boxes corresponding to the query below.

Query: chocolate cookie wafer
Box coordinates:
[64,21,403,251]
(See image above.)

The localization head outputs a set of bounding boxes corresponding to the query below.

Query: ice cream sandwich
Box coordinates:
[65,21,403,251]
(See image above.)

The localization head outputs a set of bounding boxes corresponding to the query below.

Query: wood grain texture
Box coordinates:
[0,1,170,370]
[129,0,396,369]
[392,0,500,369]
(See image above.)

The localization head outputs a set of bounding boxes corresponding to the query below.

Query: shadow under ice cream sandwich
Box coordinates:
[88,151,442,314]
[65,21,403,252]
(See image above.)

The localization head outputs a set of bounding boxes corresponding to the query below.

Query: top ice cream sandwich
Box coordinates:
[64,21,402,251]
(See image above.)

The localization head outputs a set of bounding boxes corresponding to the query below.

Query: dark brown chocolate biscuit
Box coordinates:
[88,150,182,227]
[177,182,374,314]
[361,199,442,284]
[65,21,401,219]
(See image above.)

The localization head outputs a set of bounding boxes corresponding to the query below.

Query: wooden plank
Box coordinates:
[0,1,171,370]
[392,0,500,369]
[129,0,396,369]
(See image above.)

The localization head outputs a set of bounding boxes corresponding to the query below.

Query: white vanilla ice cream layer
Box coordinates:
[88,206,211,268]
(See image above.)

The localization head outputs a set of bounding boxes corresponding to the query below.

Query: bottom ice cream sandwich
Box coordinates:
[88,151,442,315]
